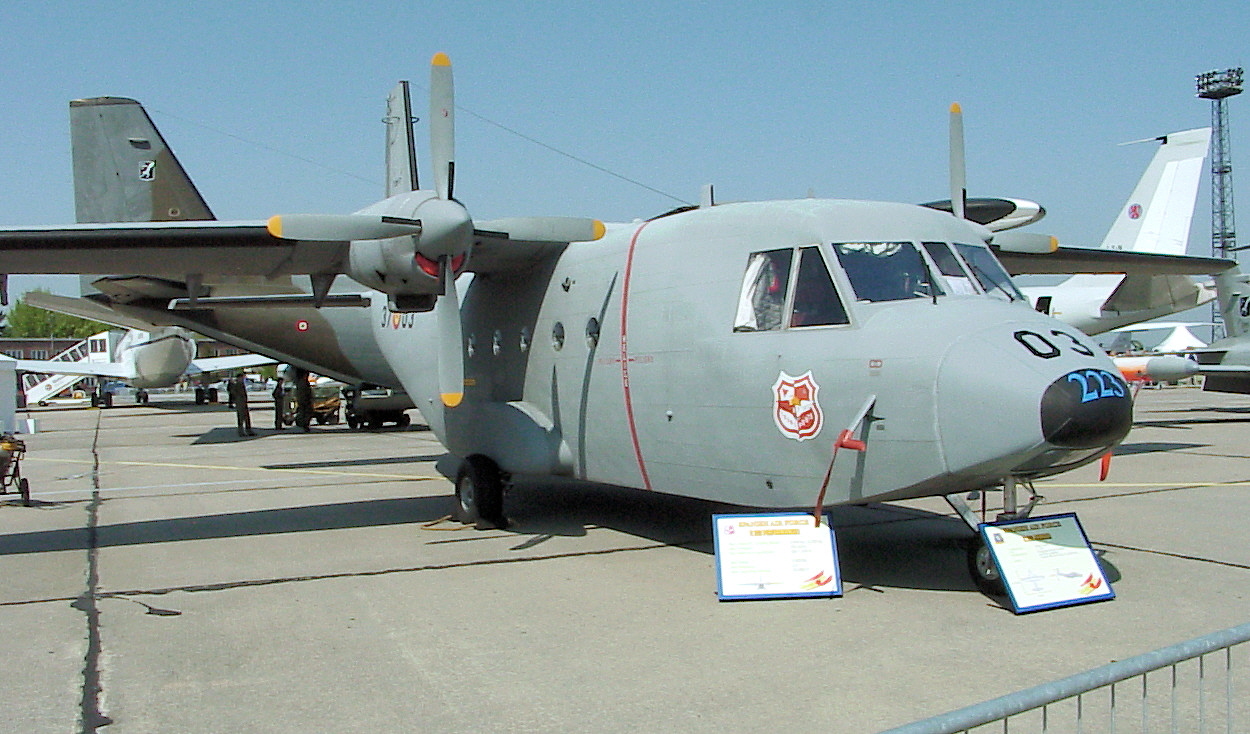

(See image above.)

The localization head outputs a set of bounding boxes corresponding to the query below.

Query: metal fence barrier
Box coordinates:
[882,621,1250,733]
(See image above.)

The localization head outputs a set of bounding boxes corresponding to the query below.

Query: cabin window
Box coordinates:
[734,246,848,331]
[833,242,943,302]
[790,246,849,327]
[733,249,792,331]
[952,243,1024,301]
[922,242,978,295]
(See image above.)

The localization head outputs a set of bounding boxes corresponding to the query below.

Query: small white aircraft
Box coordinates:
[9,292,273,406]
[1021,128,1213,335]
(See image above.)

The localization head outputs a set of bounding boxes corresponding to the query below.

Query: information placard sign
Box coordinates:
[980,513,1114,614]
[713,512,841,601]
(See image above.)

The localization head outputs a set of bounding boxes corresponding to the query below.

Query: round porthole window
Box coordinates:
[520,326,532,353]
[552,322,565,351]
[585,317,600,347]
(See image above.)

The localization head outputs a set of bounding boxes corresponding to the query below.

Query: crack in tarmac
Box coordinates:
[3,539,699,608]
[72,411,111,732]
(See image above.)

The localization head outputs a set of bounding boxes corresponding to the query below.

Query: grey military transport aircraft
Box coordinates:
[1,54,1158,590]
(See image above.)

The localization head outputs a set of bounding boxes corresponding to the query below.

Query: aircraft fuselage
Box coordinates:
[376,199,1132,509]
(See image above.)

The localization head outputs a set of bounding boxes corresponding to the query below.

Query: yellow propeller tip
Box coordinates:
[432,52,451,67]
[592,220,606,240]
[266,216,283,238]
[441,392,463,408]
[950,102,962,114]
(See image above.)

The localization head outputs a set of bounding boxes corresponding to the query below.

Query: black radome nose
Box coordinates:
[1040,369,1133,449]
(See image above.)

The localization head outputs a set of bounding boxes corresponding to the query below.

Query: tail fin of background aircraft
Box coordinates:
[1099,128,1210,254]
[70,97,214,223]
[385,81,419,197]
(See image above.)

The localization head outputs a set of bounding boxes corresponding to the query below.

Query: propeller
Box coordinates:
[426,53,471,408]
[949,102,966,221]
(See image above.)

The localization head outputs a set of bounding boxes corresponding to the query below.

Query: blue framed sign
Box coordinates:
[713,512,842,601]
[980,512,1114,614]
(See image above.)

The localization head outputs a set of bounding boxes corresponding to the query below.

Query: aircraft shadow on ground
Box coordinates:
[1114,441,1207,455]
[263,455,446,470]
[0,496,458,557]
[501,478,984,593]
[1134,407,1250,430]
[0,474,991,593]
[186,423,429,445]
[187,426,352,445]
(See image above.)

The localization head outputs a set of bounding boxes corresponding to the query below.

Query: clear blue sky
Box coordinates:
[2,2,1247,299]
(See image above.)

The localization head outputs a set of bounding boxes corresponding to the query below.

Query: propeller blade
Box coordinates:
[475,217,607,243]
[267,214,421,242]
[430,52,455,201]
[949,102,966,221]
[436,258,464,408]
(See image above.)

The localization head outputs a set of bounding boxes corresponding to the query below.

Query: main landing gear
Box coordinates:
[454,455,508,530]
[946,475,1041,597]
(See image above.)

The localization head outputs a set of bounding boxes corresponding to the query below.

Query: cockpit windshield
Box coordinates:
[832,242,943,303]
[953,242,1024,301]
[733,240,1022,333]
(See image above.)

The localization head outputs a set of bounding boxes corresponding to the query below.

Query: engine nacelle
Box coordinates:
[346,191,473,311]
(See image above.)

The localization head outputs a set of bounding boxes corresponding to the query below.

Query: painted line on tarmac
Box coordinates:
[1040,479,1250,489]
[34,478,270,498]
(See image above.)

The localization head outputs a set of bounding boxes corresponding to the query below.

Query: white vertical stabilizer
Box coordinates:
[1101,128,1211,254]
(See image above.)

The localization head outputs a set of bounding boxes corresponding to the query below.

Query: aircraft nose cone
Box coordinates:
[1040,369,1133,449]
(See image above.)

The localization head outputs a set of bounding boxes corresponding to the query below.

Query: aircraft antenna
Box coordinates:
[1197,67,1244,338]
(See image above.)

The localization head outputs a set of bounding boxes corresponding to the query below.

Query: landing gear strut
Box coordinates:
[946,476,1042,597]
[455,455,508,530]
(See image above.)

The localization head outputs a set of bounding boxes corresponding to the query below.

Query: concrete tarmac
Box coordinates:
[1,387,1247,732]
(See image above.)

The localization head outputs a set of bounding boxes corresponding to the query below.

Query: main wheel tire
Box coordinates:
[455,455,507,529]
[967,539,1006,597]
[395,413,411,428]
[18,477,30,507]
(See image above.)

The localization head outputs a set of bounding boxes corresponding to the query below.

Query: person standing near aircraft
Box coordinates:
[272,379,285,430]
[293,368,313,432]
[229,373,255,436]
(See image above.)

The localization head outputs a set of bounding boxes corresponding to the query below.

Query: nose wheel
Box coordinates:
[947,477,1040,597]
[455,455,508,530]
[966,539,1005,597]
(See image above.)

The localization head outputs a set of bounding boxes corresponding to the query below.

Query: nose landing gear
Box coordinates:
[947,476,1042,597]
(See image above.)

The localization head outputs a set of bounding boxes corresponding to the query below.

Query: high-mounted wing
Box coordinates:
[997,247,1234,277]
[0,220,344,277]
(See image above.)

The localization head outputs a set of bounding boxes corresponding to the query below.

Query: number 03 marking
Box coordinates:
[1014,329,1095,359]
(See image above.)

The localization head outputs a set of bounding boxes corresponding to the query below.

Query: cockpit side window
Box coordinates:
[790,246,849,327]
[733,249,792,331]
[922,241,979,295]
[832,242,944,302]
[952,243,1024,301]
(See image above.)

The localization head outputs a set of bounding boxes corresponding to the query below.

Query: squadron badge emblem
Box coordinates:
[772,370,823,441]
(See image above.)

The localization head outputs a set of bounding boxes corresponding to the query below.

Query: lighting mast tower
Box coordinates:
[1197,68,1243,338]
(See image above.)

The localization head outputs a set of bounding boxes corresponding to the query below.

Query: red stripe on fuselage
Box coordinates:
[620,221,653,491]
